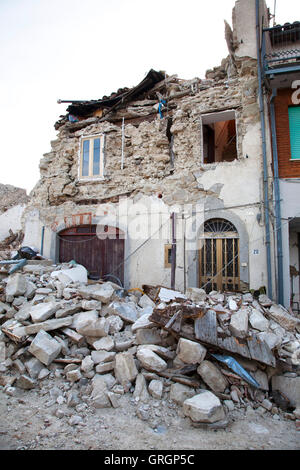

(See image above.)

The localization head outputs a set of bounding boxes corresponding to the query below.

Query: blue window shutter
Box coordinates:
[289,107,300,160]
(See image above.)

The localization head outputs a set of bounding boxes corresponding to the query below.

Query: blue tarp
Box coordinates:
[211,353,261,389]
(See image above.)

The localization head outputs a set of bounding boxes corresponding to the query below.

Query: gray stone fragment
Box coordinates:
[25,357,44,379]
[136,348,167,372]
[169,383,195,405]
[133,373,150,402]
[148,379,163,399]
[249,309,269,332]
[183,390,225,423]
[176,338,206,364]
[90,375,111,408]
[28,330,62,366]
[136,328,162,345]
[6,274,27,297]
[15,374,36,390]
[271,375,300,408]
[114,352,138,387]
[197,360,228,393]
[30,301,60,323]
[108,301,139,323]
[229,309,249,338]
[91,350,116,364]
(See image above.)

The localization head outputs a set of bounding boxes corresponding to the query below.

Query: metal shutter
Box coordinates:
[289,106,300,160]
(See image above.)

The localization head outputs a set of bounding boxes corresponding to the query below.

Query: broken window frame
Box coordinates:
[164,244,173,268]
[78,134,105,180]
[200,109,239,165]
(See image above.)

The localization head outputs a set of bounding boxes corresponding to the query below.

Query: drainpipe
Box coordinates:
[270,89,284,305]
[171,212,176,290]
[256,0,273,299]
[40,226,45,256]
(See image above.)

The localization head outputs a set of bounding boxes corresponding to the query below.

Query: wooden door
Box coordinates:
[59,225,124,285]
[199,219,240,292]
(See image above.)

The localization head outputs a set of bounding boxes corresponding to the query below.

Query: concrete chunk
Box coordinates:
[30,301,60,323]
[148,379,163,399]
[74,310,109,337]
[183,390,226,423]
[229,309,249,338]
[13,316,73,336]
[249,309,269,331]
[197,360,228,393]
[91,375,111,408]
[114,352,138,386]
[28,330,62,366]
[136,347,167,372]
[6,274,27,297]
[176,338,206,364]
[108,301,139,323]
[268,304,299,332]
[170,383,196,405]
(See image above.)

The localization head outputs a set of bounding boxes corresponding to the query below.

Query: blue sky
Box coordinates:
[0,0,299,193]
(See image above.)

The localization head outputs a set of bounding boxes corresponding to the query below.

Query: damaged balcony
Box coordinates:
[262,22,300,87]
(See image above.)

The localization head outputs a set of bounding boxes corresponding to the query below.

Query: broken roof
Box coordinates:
[66,69,166,118]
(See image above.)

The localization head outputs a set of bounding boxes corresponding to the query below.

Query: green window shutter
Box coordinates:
[288,106,300,160]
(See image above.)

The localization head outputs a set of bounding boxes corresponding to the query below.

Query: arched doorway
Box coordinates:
[199,218,240,292]
[58,224,125,285]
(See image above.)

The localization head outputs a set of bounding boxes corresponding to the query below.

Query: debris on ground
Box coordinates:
[0,264,299,432]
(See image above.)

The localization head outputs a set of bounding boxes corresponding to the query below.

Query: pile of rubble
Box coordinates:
[0,261,300,429]
[0,230,24,261]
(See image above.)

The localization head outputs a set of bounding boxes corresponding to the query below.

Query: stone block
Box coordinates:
[249,309,269,331]
[28,330,62,366]
[74,310,109,337]
[91,375,111,408]
[272,376,300,408]
[176,338,206,364]
[229,309,249,338]
[15,374,36,390]
[30,301,60,323]
[131,311,155,332]
[183,390,225,423]
[91,350,116,364]
[95,361,115,374]
[6,274,27,297]
[25,357,44,379]
[185,287,207,302]
[197,360,228,393]
[92,336,115,351]
[135,328,162,345]
[169,383,196,405]
[133,373,150,402]
[268,305,299,332]
[108,301,139,323]
[148,379,163,399]
[138,294,155,309]
[136,347,167,372]
[114,352,138,386]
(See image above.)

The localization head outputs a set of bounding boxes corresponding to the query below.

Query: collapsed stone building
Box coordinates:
[23,0,276,299]
[1,0,300,440]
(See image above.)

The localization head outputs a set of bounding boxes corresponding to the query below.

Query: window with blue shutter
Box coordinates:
[288,106,300,160]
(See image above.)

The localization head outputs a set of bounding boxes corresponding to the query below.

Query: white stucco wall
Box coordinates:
[0,204,27,241]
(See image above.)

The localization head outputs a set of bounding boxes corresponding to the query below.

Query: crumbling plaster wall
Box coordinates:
[24,16,274,293]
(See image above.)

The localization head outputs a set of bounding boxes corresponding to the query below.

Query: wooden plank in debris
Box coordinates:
[217,335,252,360]
[156,370,201,388]
[61,327,84,344]
[53,358,82,364]
[247,335,276,367]
[194,310,217,345]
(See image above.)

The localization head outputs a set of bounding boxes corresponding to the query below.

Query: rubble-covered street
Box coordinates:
[0,260,299,450]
